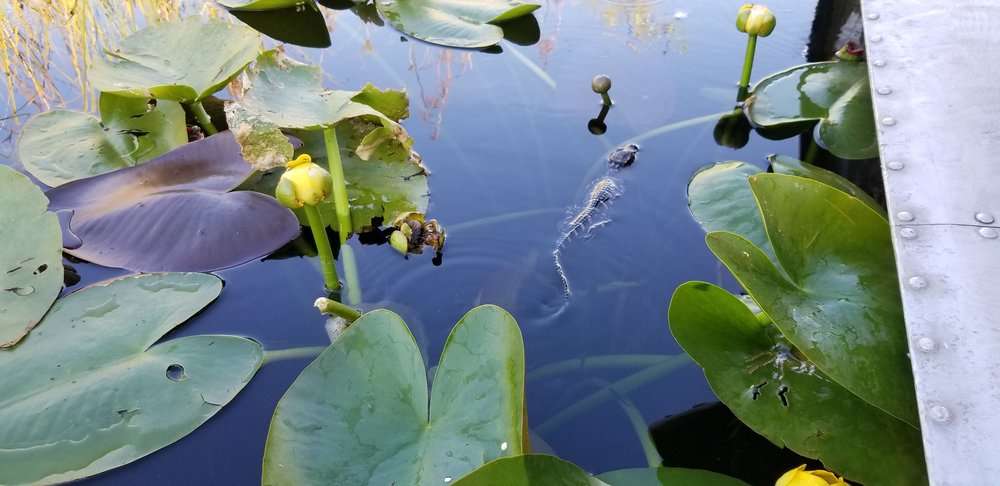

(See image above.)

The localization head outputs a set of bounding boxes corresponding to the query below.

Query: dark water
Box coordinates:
[3,0,824,483]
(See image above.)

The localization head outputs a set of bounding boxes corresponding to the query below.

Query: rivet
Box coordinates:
[876,86,892,95]
[896,211,915,222]
[881,116,897,126]
[979,227,999,239]
[929,405,951,423]
[908,276,928,289]
[870,34,884,43]
[899,227,917,239]
[916,337,936,352]
[867,12,880,20]
[886,160,904,170]
[975,212,995,224]
[873,59,887,67]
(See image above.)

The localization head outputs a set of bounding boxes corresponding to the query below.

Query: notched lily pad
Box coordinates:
[17,94,186,187]
[687,161,771,258]
[46,132,300,272]
[375,0,542,48]
[263,305,525,485]
[0,273,263,485]
[669,282,926,486]
[90,17,261,103]
[745,61,877,160]
[0,166,63,347]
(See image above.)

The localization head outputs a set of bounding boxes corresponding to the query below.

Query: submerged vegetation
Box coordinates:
[0,1,928,485]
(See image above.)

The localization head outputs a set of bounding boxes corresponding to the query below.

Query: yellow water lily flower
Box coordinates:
[736,4,777,37]
[275,154,332,209]
[776,465,848,486]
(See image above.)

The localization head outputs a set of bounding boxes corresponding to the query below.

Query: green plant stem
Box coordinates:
[262,346,327,365]
[188,100,218,135]
[536,358,690,435]
[600,92,613,106]
[322,127,352,244]
[340,245,362,306]
[304,205,340,291]
[315,297,362,322]
[614,392,663,468]
[739,34,758,90]
[526,354,684,382]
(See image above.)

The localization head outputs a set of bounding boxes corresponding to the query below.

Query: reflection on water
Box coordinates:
[2,0,821,482]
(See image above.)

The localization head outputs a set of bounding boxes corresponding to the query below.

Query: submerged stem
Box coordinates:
[262,346,327,365]
[739,34,758,90]
[304,205,340,291]
[188,100,218,135]
[322,127,352,245]
[340,245,362,306]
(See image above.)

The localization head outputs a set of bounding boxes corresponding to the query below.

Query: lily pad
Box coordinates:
[230,50,413,168]
[669,282,926,486]
[705,174,917,427]
[224,0,332,48]
[90,17,260,103]
[17,94,186,187]
[745,61,877,160]
[262,305,525,485]
[0,273,263,485]
[0,166,62,348]
[375,0,541,48]
[218,0,309,10]
[768,155,881,213]
[46,132,300,272]
[453,455,607,486]
[687,161,770,257]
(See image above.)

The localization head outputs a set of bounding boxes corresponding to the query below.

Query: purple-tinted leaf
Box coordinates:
[47,132,300,272]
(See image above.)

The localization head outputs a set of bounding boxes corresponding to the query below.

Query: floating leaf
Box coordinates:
[453,455,607,486]
[687,161,770,257]
[17,95,186,187]
[46,132,300,272]
[233,50,413,163]
[597,467,751,486]
[263,305,525,485]
[705,174,916,427]
[376,0,541,48]
[0,273,263,485]
[224,0,332,48]
[669,282,926,486]
[91,17,260,103]
[225,102,294,171]
[0,166,62,347]
[745,61,877,160]
[768,155,881,213]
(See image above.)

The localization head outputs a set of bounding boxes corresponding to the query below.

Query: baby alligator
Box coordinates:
[551,144,639,303]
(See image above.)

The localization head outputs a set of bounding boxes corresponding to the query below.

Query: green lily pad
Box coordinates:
[705,174,917,427]
[668,282,926,486]
[745,61,877,160]
[376,0,541,48]
[597,467,751,486]
[218,0,308,10]
[262,305,525,485]
[17,95,186,187]
[687,161,770,257]
[223,0,332,48]
[0,273,263,485]
[90,17,260,103]
[230,50,413,168]
[768,155,881,213]
[0,166,62,348]
[453,455,607,486]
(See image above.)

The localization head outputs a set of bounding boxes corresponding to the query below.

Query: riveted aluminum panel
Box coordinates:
[862,1,1000,484]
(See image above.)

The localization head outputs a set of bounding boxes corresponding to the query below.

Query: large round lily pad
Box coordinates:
[745,61,877,160]
[46,132,300,272]
[704,174,916,427]
[0,273,263,485]
[263,305,525,485]
[90,17,261,103]
[453,455,606,486]
[0,166,63,348]
[376,0,541,48]
[597,467,751,486]
[17,94,186,187]
[669,282,926,486]
[687,161,771,258]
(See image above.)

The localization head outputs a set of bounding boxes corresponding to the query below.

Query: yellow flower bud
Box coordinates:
[776,465,848,486]
[389,230,409,255]
[274,154,332,209]
[737,4,776,37]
